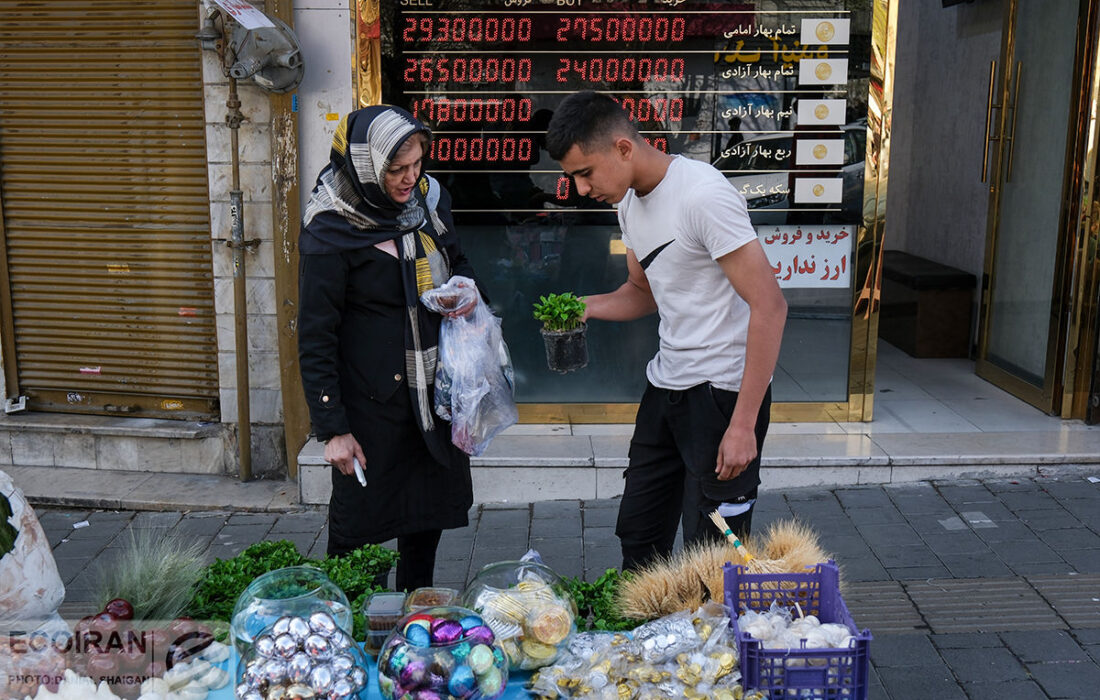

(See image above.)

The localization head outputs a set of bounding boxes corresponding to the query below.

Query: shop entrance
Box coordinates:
[976,0,1100,415]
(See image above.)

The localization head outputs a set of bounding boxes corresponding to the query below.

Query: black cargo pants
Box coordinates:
[616,381,771,572]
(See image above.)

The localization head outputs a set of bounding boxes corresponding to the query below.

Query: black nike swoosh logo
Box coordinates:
[639,240,675,270]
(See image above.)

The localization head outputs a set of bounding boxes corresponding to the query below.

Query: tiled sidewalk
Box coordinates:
[30,475,1100,700]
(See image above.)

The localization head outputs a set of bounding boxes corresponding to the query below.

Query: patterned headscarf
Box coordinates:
[299,106,454,449]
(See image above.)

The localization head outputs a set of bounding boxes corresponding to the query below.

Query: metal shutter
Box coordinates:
[0,0,218,420]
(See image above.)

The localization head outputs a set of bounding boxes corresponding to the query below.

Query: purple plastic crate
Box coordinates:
[723,560,872,700]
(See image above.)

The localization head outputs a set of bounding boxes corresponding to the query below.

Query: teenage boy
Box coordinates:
[546,91,787,571]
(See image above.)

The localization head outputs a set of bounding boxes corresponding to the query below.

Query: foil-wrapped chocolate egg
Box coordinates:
[235,681,252,697]
[405,624,431,648]
[274,633,299,659]
[349,666,367,689]
[416,691,442,700]
[448,664,475,696]
[307,664,334,694]
[287,616,312,642]
[330,677,355,699]
[253,633,276,659]
[308,611,338,637]
[272,616,293,638]
[459,615,483,631]
[468,644,495,675]
[303,633,333,660]
[330,630,353,652]
[267,687,288,700]
[242,659,266,686]
[287,651,312,684]
[330,652,355,676]
[399,658,428,688]
[262,658,288,684]
[431,619,464,645]
[284,683,316,700]
[477,666,504,697]
[464,625,495,646]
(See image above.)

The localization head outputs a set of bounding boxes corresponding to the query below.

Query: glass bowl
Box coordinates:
[234,609,369,699]
[230,565,352,657]
[460,560,577,671]
[377,605,507,700]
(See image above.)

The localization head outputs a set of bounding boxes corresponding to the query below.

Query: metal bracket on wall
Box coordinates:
[217,238,262,251]
[4,396,26,414]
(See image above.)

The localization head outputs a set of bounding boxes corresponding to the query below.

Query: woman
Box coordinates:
[297,106,482,590]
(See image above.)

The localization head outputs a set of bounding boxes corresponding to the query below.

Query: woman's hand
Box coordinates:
[324,433,366,477]
[443,278,479,318]
[444,299,478,318]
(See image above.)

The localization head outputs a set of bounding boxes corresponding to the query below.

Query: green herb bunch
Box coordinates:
[564,568,638,632]
[186,539,398,639]
[532,292,586,332]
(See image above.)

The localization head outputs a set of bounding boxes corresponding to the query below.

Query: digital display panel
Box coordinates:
[380,1,869,233]
[375,0,873,404]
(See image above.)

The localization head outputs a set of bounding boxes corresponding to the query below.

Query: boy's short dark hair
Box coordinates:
[545,91,638,160]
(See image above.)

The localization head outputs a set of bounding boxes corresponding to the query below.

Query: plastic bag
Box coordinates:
[421,276,518,456]
[0,470,65,627]
[0,470,67,697]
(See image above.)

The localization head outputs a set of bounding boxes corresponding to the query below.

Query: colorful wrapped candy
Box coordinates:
[460,560,578,671]
[377,605,508,700]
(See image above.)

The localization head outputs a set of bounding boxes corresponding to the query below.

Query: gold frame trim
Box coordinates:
[1065,0,1100,419]
[353,0,900,424]
[976,0,1099,416]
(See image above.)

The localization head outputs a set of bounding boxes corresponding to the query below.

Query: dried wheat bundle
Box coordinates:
[614,518,830,621]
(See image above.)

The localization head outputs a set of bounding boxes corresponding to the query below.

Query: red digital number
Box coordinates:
[430,137,534,163]
[555,16,685,43]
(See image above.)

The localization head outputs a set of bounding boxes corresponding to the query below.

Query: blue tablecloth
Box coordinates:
[207,645,534,699]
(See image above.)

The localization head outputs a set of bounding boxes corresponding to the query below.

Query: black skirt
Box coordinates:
[327,385,473,553]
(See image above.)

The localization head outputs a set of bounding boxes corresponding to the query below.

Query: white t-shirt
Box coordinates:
[618,155,758,391]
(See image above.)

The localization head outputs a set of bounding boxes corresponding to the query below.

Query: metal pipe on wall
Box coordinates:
[226,74,253,482]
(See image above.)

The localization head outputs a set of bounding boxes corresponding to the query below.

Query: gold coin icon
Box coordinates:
[814,104,831,120]
[816,21,835,43]
[812,184,825,197]
[815,62,833,81]
[813,144,829,160]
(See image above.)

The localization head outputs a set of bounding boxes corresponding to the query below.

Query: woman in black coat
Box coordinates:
[297,106,481,590]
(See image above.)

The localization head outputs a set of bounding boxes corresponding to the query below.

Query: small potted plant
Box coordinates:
[533,292,588,373]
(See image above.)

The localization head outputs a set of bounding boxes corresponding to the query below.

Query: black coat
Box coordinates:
[298,241,480,550]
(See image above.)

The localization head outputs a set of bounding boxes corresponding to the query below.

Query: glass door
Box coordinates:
[977,0,1086,411]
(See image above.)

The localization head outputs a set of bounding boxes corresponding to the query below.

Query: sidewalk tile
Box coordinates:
[919,532,990,555]
[1027,660,1100,698]
[532,500,582,519]
[835,487,893,509]
[1037,528,1100,551]
[937,554,1013,579]
[1000,630,1090,663]
[869,634,942,667]
[856,523,923,547]
[847,507,908,527]
[873,544,942,569]
[960,680,1046,700]
[939,647,1029,683]
[581,507,618,528]
[877,666,967,700]
[931,633,1005,649]
[1060,549,1100,573]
